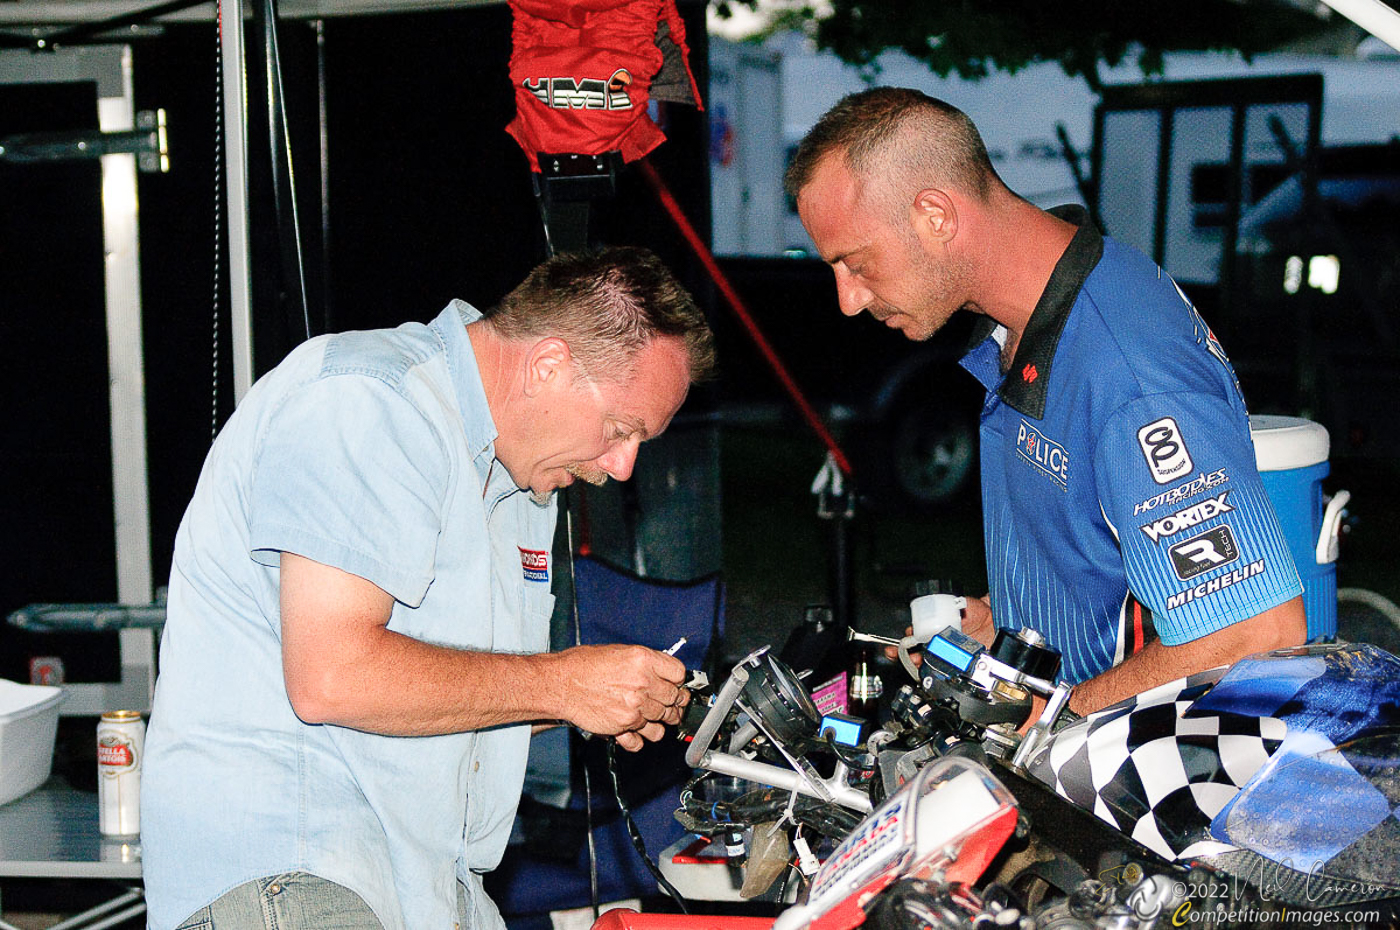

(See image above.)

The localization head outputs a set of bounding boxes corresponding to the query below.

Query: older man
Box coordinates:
[142,247,716,930]
[786,87,1305,715]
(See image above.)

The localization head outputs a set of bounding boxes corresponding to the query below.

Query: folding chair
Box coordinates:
[486,556,725,929]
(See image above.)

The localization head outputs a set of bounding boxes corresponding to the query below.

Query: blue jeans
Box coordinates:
[175,873,384,930]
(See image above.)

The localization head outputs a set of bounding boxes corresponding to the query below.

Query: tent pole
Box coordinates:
[221,0,254,401]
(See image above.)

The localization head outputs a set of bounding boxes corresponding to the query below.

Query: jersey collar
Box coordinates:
[965,204,1104,419]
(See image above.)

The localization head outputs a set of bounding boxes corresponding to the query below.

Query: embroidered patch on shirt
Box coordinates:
[519,547,549,583]
[1136,416,1194,485]
[1014,419,1069,490]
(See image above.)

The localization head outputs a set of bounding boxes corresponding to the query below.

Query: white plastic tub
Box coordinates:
[0,679,64,806]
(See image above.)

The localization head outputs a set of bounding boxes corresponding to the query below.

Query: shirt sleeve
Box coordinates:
[1093,391,1302,645]
[247,374,449,608]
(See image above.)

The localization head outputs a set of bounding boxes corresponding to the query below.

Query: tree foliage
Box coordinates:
[717,1,1328,91]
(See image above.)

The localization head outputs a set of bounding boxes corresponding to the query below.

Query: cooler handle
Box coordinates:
[1315,489,1351,565]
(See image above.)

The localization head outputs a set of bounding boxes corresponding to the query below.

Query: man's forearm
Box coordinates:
[288,628,687,743]
[286,629,573,735]
[1067,595,1308,715]
[279,552,686,742]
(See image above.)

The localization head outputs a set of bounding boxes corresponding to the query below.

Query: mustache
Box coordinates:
[530,465,610,505]
[566,463,609,487]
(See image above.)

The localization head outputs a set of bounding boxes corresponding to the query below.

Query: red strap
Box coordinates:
[639,160,854,477]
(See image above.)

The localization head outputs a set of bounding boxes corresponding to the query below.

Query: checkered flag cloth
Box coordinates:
[1026,666,1285,861]
[1194,645,1400,906]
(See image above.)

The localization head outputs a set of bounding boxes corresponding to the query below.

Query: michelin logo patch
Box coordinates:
[1167,558,1266,609]
[519,547,550,583]
[1015,419,1069,490]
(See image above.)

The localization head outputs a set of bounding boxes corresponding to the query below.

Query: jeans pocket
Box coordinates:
[266,873,383,930]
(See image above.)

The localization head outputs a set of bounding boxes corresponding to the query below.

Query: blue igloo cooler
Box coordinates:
[1249,415,1349,641]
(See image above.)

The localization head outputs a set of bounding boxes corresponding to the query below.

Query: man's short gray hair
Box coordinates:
[487,246,716,386]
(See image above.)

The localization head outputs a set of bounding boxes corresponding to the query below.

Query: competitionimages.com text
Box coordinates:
[1172,903,1384,925]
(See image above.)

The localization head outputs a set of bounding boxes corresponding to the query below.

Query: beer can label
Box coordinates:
[98,712,144,836]
[97,736,137,772]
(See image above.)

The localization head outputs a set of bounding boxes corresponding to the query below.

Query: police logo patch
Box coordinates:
[1015,419,1069,490]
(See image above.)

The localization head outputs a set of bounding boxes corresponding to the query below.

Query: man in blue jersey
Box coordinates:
[786,87,1306,715]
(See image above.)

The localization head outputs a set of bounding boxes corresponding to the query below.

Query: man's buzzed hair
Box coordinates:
[785,87,1000,210]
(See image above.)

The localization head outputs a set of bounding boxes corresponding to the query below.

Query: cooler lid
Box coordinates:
[1249,415,1330,471]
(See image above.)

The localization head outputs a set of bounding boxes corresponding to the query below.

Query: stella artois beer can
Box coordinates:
[97,710,144,836]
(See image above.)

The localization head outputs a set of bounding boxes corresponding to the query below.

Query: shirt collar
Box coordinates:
[430,300,498,464]
[964,204,1104,419]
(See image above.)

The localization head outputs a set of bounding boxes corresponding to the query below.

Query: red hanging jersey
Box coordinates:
[506,0,702,172]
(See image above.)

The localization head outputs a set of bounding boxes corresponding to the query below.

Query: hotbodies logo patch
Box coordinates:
[1015,420,1069,490]
[1138,416,1194,485]
[519,547,549,583]
[1134,468,1228,515]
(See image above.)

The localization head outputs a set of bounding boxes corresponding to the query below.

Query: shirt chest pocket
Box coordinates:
[514,586,554,655]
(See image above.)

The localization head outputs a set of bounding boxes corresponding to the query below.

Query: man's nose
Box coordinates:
[834,266,871,317]
[597,437,641,482]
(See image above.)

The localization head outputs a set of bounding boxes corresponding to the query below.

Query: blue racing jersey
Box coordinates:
[960,207,1302,684]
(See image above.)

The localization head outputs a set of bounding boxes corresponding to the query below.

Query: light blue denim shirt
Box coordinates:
[142,302,558,930]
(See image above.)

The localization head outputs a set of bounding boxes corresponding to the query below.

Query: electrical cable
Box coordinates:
[897,635,922,684]
[530,173,557,259]
[314,19,333,333]
[638,158,853,477]
[565,496,601,921]
[818,730,867,768]
[606,740,690,914]
[777,857,798,905]
[260,0,313,343]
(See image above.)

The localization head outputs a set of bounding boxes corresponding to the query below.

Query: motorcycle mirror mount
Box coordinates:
[1010,681,1075,771]
[685,646,875,815]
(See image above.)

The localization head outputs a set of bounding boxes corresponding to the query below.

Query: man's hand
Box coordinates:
[553,644,690,751]
[883,593,997,664]
[961,595,996,647]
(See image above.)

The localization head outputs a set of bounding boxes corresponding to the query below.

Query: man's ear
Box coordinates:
[911,188,957,246]
[522,337,573,398]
